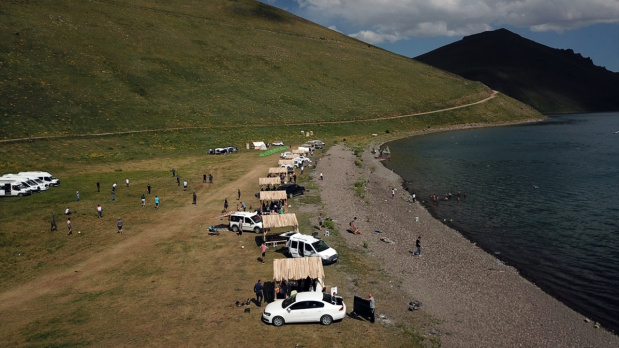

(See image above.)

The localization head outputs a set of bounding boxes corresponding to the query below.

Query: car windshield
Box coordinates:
[312,240,330,252]
[282,296,296,308]
[251,214,262,223]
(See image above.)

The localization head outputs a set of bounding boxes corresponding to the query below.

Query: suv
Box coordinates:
[285,232,338,264]
[229,212,263,233]
[309,140,325,149]
[294,157,311,168]
[279,183,305,198]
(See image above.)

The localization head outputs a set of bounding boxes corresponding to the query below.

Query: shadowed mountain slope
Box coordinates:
[415,29,619,114]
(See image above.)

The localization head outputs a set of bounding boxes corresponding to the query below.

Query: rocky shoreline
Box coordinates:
[315,143,618,347]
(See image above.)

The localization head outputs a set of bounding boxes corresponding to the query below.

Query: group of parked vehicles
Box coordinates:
[0,171,60,197]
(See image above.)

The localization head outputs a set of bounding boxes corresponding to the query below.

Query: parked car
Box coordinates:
[271,141,284,146]
[280,151,294,159]
[262,291,346,326]
[229,212,263,233]
[285,232,338,264]
[309,140,325,149]
[294,157,312,167]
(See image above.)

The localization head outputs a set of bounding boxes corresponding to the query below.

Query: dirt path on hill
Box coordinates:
[0,158,273,313]
[0,91,498,143]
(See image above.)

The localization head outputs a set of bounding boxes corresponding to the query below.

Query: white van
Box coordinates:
[229,212,263,233]
[2,174,48,191]
[18,171,60,186]
[0,179,32,196]
[285,233,339,265]
[0,175,43,193]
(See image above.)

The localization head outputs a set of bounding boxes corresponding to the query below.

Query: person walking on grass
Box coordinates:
[117,218,123,234]
[147,183,151,194]
[51,215,58,231]
[203,173,206,183]
[76,190,80,202]
[237,188,241,200]
[97,204,103,219]
[192,192,197,205]
[413,236,422,257]
[141,194,146,207]
[260,242,268,264]
[183,180,188,191]
[96,181,100,192]
[67,218,72,236]
[126,178,129,187]
[155,196,160,209]
[254,280,264,306]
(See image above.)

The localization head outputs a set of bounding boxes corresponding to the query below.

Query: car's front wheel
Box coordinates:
[288,192,293,198]
[231,225,239,232]
[320,315,333,326]
[272,316,285,327]
[254,227,261,234]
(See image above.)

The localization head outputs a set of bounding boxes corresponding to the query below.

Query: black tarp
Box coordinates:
[353,295,372,319]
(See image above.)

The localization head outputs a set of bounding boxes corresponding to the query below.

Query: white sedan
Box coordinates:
[272,141,285,146]
[262,292,346,326]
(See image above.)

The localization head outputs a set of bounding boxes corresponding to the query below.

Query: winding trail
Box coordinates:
[0,91,498,144]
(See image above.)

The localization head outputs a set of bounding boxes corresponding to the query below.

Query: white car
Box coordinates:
[272,141,284,146]
[262,291,346,326]
[280,151,294,159]
[294,157,312,167]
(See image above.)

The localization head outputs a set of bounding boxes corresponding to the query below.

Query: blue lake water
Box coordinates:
[384,112,619,333]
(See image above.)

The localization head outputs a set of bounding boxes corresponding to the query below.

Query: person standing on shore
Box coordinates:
[413,236,422,257]
[391,188,396,198]
[365,293,375,323]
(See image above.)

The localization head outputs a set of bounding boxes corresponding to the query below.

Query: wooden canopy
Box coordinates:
[283,153,301,159]
[261,213,298,229]
[278,159,294,165]
[292,149,308,154]
[273,257,325,282]
[268,167,288,174]
[259,191,288,201]
[259,177,281,186]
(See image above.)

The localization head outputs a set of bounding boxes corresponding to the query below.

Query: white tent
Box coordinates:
[252,141,267,150]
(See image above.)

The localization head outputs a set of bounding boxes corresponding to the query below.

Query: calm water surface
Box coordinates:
[384,112,619,333]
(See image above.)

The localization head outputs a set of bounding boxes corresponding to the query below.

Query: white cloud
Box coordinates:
[294,0,619,42]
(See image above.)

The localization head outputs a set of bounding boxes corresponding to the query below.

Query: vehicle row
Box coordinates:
[0,171,60,197]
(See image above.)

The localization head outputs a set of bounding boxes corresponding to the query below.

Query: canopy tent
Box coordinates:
[262,213,298,229]
[273,257,324,282]
[278,159,295,165]
[251,141,267,150]
[259,191,288,201]
[268,167,288,177]
[284,153,301,159]
[259,177,281,186]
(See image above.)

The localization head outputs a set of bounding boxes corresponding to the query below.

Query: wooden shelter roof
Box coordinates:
[273,257,325,282]
[261,213,298,229]
[268,167,288,174]
[292,149,308,154]
[259,191,288,201]
[284,154,301,159]
[278,159,295,165]
[259,177,281,186]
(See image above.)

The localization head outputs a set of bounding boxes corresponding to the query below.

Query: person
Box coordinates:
[254,280,264,306]
[192,192,197,205]
[154,196,160,209]
[413,236,422,256]
[96,181,100,192]
[208,173,213,184]
[203,174,206,183]
[183,180,188,191]
[320,172,323,180]
[237,188,241,200]
[147,183,151,194]
[117,218,123,234]
[260,242,268,264]
[111,190,116,201]
[126,178,129,187]
[318,212,323,230]
[141,194,146,207]
[65,207,72,215]
[366,293,375,323]
[112,182,117,191]
[241,201,246,212]
[292,173,297,183]
[97,204,103,219]
[223,199,228,212]
[280,280,288,299]
[50,215,58,231]
[391,188,396,198]
[176,176,180,186]
[172,168,176,177]
[67,218,72,236]
[412,193,416,203]
[349,217,360,234]
[76,190,80,202]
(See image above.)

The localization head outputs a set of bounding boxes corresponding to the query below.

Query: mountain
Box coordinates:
[0,1,538,140]
[414,29,619,114]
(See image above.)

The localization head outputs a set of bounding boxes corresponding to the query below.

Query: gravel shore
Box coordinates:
[316,144,618,347]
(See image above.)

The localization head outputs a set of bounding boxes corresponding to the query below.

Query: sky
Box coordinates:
[260,0,619,72]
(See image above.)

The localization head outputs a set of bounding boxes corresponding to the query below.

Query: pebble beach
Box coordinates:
[315,143,619,348]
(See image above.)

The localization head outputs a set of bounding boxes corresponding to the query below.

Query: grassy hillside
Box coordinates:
[415,29,619,114]
[1,0,538,142]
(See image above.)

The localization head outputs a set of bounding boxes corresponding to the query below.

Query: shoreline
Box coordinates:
[315,141,618,347]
